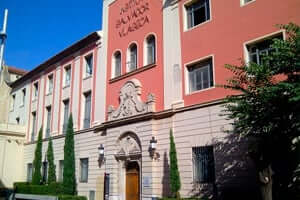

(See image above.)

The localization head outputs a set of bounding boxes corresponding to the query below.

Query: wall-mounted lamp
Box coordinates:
[149,136,159,160]
[98,144,105,167]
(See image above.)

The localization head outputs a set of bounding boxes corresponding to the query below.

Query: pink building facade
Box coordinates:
[8,0,300,200]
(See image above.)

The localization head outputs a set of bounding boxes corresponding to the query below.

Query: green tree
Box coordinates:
[47,137,57,183]
[32,126,43,185]
[223,23,300,200]
[63,114,77,195]
[169,129,181,198]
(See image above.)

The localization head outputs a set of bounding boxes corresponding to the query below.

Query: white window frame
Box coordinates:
[62,99,70,134]
[183,0,212,31]
[11,94,16,111]
[240,0,255,7]
[143,33,157,66]
[45,106,51,138]
[111,50,122,78]
[64,65,71,87]
[126,42,138,73]
[83,91,92,129]
[84,53,93,78]
[184,55,215,95]
[243,30,285,64]
[33,82,39,100]
[47,74,54,94]
[21,88,26,107]
[80,158,89,183]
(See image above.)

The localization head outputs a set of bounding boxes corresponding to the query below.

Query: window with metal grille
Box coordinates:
[27,163,33,182]
[83,92,91,129]
[80,158,89,182]
[192,146,215,183]
[127,43,137,72]
[58,160,64,182]
[188,57,213,93]
[85,54,93,77]
[247,34,283,65]
[45,106,51,138]
[186,0,210,29]
[89,190,95,200]
[63,99,69,134]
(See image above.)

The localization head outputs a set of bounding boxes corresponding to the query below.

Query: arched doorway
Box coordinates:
[115,132,142,200]
[126,162,140,200]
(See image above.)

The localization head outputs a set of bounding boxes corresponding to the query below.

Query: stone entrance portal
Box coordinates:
[115,132,142,200]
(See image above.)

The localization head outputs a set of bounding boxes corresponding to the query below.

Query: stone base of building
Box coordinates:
[23,103,260,200]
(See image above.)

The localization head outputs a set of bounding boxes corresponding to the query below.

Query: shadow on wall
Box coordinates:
[162,152,171,197]
[189,134,261,200]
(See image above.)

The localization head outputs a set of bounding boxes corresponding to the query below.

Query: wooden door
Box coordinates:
[126,162,140,200]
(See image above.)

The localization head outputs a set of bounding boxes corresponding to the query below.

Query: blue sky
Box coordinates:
[0,0,103,71]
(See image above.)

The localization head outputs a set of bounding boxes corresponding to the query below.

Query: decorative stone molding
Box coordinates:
[115,133,141,161]
[107,79,156,121]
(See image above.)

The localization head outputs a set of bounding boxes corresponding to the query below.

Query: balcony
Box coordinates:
[0,123,26,137]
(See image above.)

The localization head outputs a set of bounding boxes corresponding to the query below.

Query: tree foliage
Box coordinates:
[47,136,57,183]
[223,23,300,199]
[169,129,181,198]
[63,114,77,195]
[32,126,43,185]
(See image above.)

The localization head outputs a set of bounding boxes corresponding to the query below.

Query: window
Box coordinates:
[241,0,254,6]
[16,117,20,124]
[185,0,210,29]
[58,160,64,182]
[34,82,39,99]
[45,106,51,138]
[48,74,53,94]
[145,35,156,65]
[80,158,89,182]
[64,65,71,86]
[246,34,283,65]
[113,51,122,78]
[11,94,15,111]
[85,54,93,77]
[89,191,95,200]
[42,161,48,183]
[187,57,213,93]
[27,163,33,182]
[83,92,91,129]
[127,43,137,72]
[192,146,215,183]
[31,112,36,142]
[22,88,26,105]
[63,100,69,134]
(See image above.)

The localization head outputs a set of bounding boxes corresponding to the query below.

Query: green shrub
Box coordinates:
[63,114,77,195]
[58,195,87,200]
[32,127,43,185]
[14,182,63,195]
